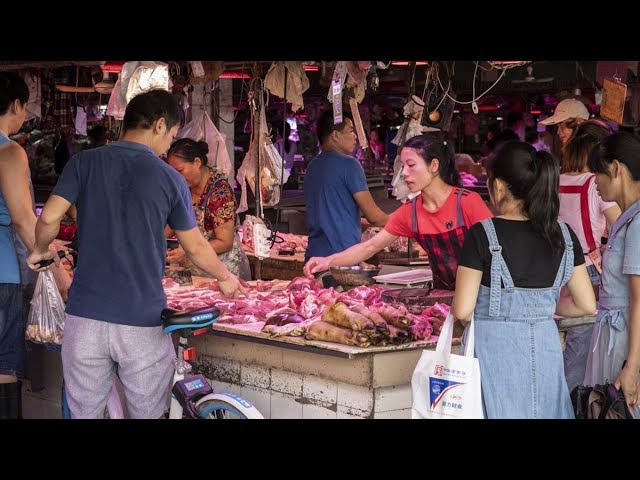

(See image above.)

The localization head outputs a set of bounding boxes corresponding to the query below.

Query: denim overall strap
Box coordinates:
[552,221,574,288]
[480,218,515,317]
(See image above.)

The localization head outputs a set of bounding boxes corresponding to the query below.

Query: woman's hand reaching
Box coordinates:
[303,257,331,279]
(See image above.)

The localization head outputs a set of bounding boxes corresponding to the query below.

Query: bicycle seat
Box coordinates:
[162,306,220,334]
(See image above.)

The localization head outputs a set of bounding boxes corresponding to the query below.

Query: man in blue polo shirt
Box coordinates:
[304,110,388,284]
[27,90,243,419]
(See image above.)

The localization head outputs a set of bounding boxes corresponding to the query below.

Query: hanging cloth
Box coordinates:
[20,71,41,121]
[75,105,87,136]
[264,62,310,112]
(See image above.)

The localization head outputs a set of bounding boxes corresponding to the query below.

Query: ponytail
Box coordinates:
[439,139,462,187]
[525,150,563,255]
[491,141,564,255]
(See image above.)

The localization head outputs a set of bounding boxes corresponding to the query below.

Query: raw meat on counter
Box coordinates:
[163,275,449,348]
[350,304,389,336]
[322,302,376,333]
[305,321,371,348]
[264,311,305,326]
[262,322,307,337]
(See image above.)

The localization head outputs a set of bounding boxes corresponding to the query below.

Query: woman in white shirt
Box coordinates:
[559,120,621,392]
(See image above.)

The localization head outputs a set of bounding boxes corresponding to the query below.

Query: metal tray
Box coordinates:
[373,268,433,285]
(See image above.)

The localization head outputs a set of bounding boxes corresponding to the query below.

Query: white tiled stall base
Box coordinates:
[194,333,428,419]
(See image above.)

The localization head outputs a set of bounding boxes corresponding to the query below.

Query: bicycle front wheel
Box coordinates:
[195,393,264,419]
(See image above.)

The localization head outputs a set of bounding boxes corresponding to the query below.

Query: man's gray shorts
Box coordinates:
[62,314,175,419]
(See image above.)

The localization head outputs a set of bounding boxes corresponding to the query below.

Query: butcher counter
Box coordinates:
[165,275,450,419]
[190,320,442,419]
[188,315,595,420]
[170,277,594,420]
[22,278,597,419]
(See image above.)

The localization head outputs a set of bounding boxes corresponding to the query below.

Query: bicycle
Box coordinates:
[161,305,264,419]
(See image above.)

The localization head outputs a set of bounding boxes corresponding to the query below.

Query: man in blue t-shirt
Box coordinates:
[27,90,244,419]
[304,111,388,283]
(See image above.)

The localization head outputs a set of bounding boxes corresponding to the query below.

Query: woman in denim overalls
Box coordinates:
[584,132,640,415]
[452,141,596,418]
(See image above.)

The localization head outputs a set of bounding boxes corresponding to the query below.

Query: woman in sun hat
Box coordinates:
[539,98,590,146]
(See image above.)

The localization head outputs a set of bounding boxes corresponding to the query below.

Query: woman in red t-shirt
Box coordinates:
[304,133,493,290]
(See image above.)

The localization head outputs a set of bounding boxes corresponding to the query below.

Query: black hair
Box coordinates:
[88,124,107,144]
[316,109,353,144]
[490,140,564,254]
[0,72,29,115]
[525,127,539,144]
[402,132,461,187]
[122,89,183,133]
[167,137,209,167]
[588,131,640,181]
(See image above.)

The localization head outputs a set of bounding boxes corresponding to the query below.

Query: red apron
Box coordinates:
[559,175,597,252]
[559,175,601,273]
[411,188,468,290]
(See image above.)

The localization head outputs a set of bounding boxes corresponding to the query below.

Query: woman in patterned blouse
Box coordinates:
[166,138,251,280]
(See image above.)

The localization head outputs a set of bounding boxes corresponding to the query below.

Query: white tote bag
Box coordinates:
[411,313,483,419]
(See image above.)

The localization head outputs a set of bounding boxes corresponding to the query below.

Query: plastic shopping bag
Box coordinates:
[26,269,66,345]
[177,111,232,177]
[411,313,483,419]
[235,105,289,212]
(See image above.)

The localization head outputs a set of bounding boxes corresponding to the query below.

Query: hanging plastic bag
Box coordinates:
[177,111,232,176]
[259,102,288,206]
[26,269,66,345]
[106,74,126,120]
[261,142,286,206]
[236,144,282,212]
[411,313,483,419]
[125,62,171,103]
[236,102,289,212]
[236,147,257,214]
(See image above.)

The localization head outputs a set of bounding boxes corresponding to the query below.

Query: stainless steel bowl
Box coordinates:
[330,265,380,288]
